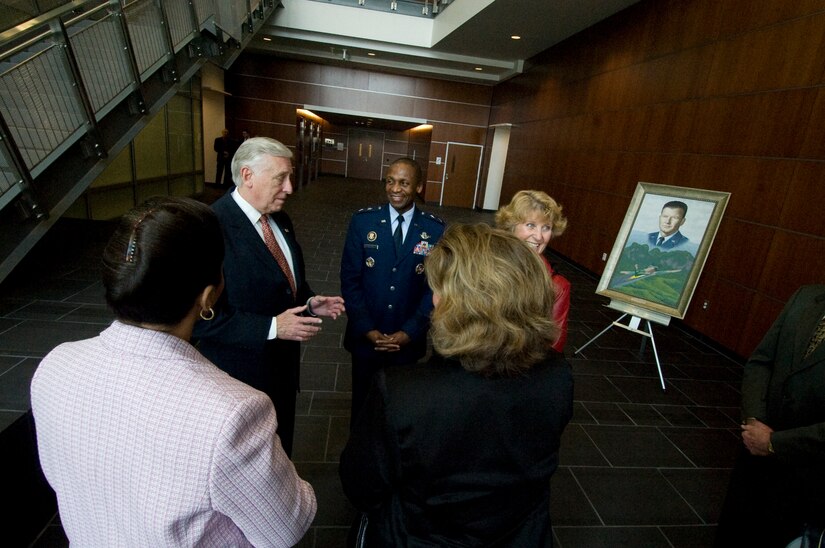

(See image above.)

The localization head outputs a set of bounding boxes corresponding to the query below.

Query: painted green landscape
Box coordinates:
[608,243,694,308]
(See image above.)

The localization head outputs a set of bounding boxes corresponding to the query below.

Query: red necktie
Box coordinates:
[259,215,297,297]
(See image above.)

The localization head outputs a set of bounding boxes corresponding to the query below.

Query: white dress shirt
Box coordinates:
[231,190,295,339]
[390,204,415,244]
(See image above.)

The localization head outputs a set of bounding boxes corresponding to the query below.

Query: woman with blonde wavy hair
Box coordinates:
[340,223,573,547]
[496,190,571,353]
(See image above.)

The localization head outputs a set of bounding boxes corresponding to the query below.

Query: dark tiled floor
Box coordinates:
[4,176,746,547]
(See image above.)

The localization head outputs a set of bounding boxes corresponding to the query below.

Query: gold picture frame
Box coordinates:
[596,182,730,320]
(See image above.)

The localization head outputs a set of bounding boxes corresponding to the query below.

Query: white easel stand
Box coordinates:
[574,300,672,391]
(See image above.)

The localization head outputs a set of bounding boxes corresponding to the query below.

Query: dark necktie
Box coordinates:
[804,315,825,359]
[394,215,404,253]
[656,236,665,246]
[259,215,297,298]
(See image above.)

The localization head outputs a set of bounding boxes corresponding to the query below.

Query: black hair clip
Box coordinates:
[124,209,152,263]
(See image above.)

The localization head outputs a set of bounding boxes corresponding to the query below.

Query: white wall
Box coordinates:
[482,124,511,210]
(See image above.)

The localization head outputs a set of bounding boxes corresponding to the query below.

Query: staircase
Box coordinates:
[0,0,278,284]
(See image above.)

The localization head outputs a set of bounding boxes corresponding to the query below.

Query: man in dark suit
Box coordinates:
[715,285,825,546]
[340,158,444,424]
[195,137,345,457]
[213,129,233,187]
[647,200,689,249]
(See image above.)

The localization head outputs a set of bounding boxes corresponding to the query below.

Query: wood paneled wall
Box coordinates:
[491,0,825,358]
[226,55,492,201]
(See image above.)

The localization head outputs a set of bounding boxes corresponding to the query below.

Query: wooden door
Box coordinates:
[347,129,384,179]
[442,143,482,208]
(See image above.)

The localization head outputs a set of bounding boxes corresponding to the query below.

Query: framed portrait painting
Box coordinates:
[596,182,730,320]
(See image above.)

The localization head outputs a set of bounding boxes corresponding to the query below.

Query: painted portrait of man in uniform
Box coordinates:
[597,182,729,319]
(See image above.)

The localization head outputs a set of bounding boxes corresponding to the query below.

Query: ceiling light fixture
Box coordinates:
[511,35,521,40]
[296,109,322,122]
[475,67,483,71]
[367,52,376,56]
[263,37,272,42]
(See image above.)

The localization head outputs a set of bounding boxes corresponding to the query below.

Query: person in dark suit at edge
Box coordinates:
[213,128,233,187]
[715,285,825,546]
[195,137,345,457]
[340,157,445,426]
[647,200,689,249]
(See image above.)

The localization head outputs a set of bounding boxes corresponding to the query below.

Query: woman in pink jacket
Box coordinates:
[31,197,316,547]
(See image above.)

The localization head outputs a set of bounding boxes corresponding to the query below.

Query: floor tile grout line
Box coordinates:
[566,467,606,527]
[579,423,614,468]
[657,468,707,525]
[656,425,699,469]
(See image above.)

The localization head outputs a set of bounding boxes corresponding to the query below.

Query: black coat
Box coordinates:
[340,353,574,547]
[716,285,825,546]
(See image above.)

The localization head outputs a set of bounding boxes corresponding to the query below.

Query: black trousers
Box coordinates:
[715,448,823,547]
[267,372,297,458]
[215,159,232,186]
[350,354,385,429]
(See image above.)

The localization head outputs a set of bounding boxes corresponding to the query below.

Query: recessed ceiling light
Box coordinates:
[367,52,376,56]
[475,67,483,71]
[511,35,521,40]
[263,37,272,42]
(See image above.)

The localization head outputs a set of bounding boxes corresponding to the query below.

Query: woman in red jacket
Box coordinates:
[496,190,571,353]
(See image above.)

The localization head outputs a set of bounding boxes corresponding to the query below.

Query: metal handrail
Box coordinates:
[0,0,92,53]
[0,0,269,214]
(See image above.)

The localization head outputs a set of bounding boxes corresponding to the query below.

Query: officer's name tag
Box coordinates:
[363,244,379,249]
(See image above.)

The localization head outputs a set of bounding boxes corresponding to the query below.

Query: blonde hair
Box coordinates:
[425,223,559,376]
[495,190,568,237]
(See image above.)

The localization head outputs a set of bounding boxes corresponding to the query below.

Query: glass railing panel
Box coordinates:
[68,12,135,115]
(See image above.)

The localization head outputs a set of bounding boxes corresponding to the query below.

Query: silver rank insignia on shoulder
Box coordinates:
[420,231,430,240]
[367,231,377,242]
[366,257,375,268]
[415,263,425,274]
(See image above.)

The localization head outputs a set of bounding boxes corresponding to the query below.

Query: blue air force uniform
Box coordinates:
[341,204,444,421]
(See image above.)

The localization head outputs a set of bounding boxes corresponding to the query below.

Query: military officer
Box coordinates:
[340,158,445,425]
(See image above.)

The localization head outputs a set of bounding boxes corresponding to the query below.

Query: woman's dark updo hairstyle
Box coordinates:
[102,197,224,326]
